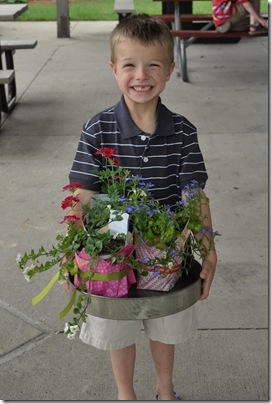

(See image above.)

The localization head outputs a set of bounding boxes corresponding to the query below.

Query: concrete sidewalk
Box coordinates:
[0,21,269,401]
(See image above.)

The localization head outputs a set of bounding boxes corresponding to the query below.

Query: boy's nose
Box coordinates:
[135,66,148,80]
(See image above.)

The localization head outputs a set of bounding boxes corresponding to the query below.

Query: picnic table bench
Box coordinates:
[0,4,38,125]
[0,39,38,117]
[152,0,268,82]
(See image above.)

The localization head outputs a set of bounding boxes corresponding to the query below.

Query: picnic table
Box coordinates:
[0,3,28,21]
[0,3,38,126]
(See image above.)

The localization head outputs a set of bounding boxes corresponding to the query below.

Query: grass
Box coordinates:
[16,0,160,21]
[3,0,268,21]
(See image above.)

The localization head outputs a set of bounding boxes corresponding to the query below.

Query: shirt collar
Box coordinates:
[114,95,175,139]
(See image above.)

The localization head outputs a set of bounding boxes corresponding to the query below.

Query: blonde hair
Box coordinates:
[110,13,174,64]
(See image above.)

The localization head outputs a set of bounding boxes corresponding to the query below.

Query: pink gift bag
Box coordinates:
[74,244,136,298]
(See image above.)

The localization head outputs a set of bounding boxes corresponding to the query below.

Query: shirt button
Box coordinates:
[141,135,146,141]
[143,157,149,163]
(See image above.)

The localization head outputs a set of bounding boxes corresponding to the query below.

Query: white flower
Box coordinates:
[67,332,76,340]
[70,325,80,333]
[64,323,79,339]
[168,262,173,270]
[23,265,34,283]
[24,274,31,283]
[16,253,23,264]
[106,205,111,210]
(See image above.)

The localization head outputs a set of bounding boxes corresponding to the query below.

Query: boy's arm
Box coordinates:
[190,189,217,300]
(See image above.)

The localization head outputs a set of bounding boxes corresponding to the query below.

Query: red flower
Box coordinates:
[61,195,80,210]
[95,147,115,159]
[112,158,120,165]
[62,183,83,192]
[59,215,80,224]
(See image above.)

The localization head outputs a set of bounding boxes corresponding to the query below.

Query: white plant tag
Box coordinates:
[109,210,129,244]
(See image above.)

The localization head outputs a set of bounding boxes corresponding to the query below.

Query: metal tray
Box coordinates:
[70,259,202,320]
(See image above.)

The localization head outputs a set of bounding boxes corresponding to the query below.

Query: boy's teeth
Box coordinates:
[134,86,150,91]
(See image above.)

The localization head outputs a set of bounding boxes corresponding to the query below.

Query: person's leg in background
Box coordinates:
[217,4,248,33]
[217,0,267,33]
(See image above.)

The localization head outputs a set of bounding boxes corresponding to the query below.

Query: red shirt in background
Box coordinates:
[212,0,248,26]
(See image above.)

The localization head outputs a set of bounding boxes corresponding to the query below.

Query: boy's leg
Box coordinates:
[79,316,142,399]
[216,4,248,32]
[144,306,198,399]
[228,4,249,31]
[229,0,261,31]
[110,344,137,400]
[149,340,176,400]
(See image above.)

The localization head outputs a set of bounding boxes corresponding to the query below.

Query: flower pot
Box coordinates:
[74,244,136,298]
[135,238,183,291]
[137,263,182,292]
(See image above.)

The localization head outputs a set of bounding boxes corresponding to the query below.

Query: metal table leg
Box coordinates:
[174,1,188,82]
[0,48,17,113]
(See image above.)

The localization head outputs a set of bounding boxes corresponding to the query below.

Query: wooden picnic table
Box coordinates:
[0,4,28,21]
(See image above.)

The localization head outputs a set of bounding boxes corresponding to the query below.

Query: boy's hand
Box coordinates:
[199,255,217,300]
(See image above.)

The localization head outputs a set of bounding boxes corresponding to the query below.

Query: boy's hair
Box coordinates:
[110,13,174,64]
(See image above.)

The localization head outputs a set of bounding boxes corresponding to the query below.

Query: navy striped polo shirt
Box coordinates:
[69,96,208,207]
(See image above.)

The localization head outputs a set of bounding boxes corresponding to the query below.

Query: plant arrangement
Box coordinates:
[17,147,219,338]
[124,179,218,290]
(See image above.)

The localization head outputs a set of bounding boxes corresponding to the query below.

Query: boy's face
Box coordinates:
[110,39,175,107]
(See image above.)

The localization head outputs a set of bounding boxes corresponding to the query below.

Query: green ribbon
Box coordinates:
[32,271,59,306]
[59,288,76,319]
[78,268,128,281]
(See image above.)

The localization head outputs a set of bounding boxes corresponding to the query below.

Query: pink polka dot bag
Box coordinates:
[74,244,136,298]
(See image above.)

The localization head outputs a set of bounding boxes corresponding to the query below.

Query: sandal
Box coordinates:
[156,392,182,400]
[249,23,268,35]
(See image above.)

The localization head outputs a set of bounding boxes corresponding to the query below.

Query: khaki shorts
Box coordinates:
[79,305,198,350]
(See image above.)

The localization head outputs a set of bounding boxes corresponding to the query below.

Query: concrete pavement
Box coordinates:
[0,20,269,401]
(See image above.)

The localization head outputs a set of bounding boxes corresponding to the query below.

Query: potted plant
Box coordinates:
[16,148,150,338]
[17,148,219,338]
[126,179,218,291]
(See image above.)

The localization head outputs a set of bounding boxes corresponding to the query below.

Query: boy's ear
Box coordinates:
[109,61,118,80]
[166,62,175,81]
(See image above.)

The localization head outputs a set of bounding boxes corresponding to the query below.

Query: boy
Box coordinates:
[67,14,217,400]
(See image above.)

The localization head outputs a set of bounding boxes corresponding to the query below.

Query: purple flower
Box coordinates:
[118,196,128,202]
[141,257,149,264]
[126,205,138,213]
